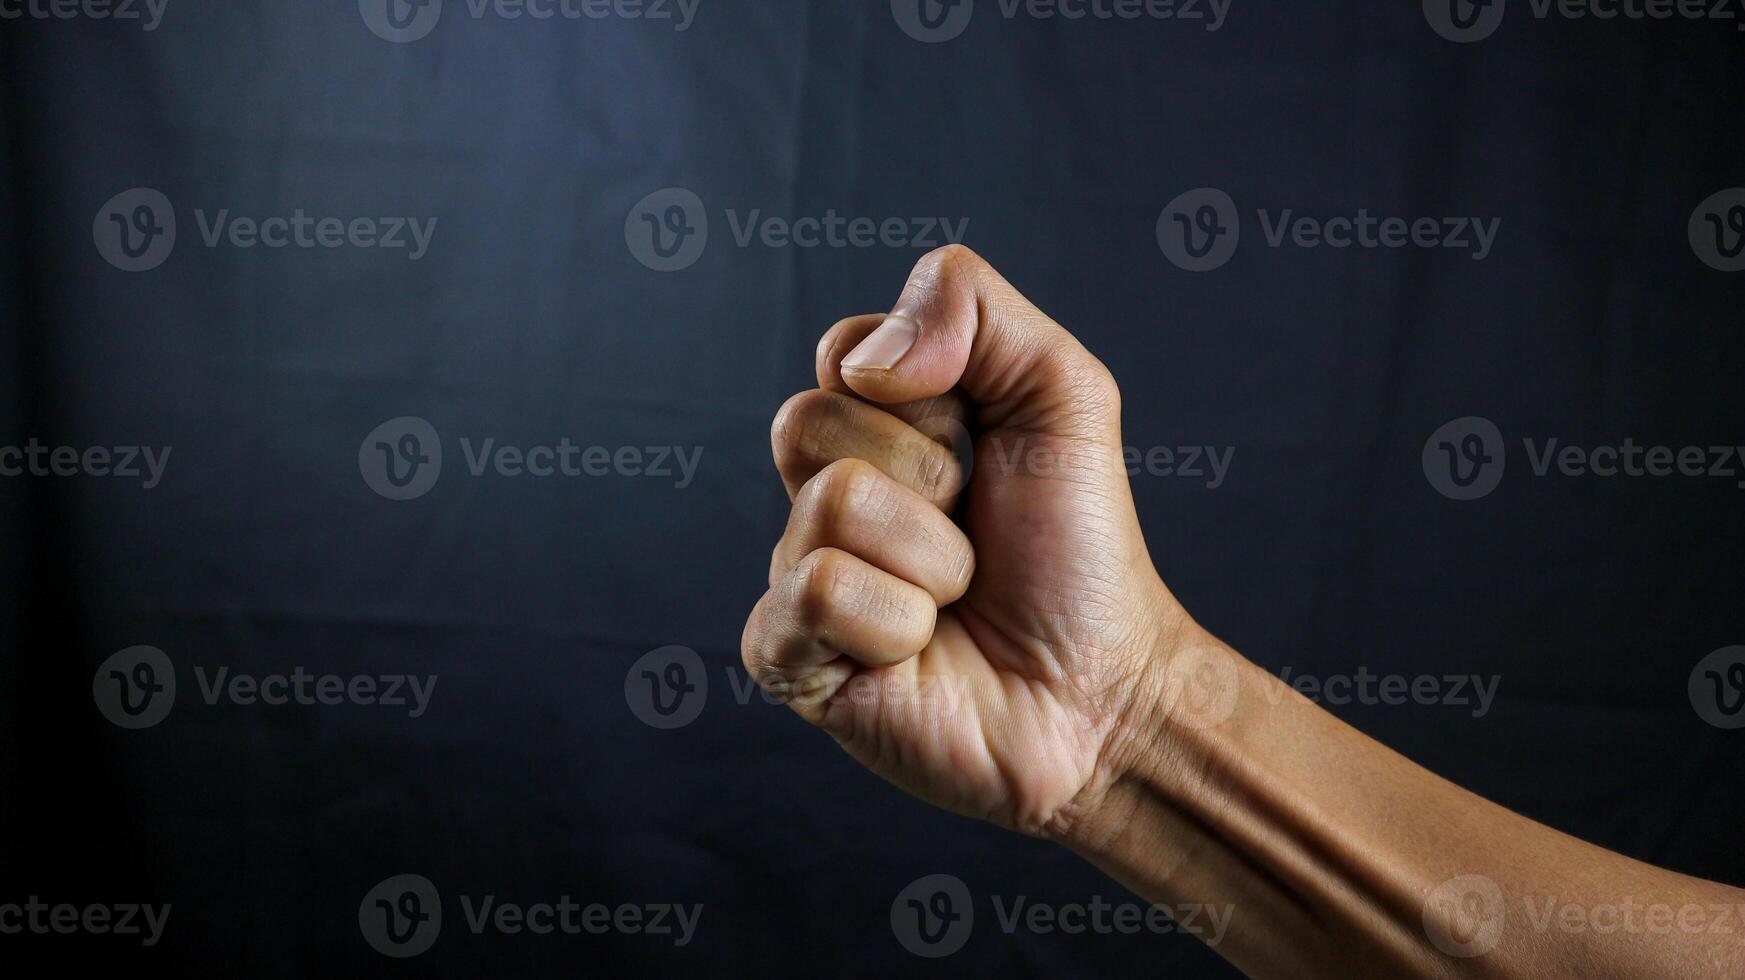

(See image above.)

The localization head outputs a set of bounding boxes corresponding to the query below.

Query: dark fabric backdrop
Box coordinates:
[2,1,1742,975]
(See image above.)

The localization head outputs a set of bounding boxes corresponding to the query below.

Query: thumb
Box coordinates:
[839,245,1120,436]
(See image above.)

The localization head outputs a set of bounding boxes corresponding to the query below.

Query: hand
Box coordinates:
[741,245,1189,838]
[743,246,1745,979]
[742,247,1745,980]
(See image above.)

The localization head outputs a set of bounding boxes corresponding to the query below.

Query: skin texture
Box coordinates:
[740,245,1745,979]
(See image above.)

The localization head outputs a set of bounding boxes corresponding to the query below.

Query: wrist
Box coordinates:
[1046,606,1245,860]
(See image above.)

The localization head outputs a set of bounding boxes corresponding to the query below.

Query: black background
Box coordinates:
[2,1,1742,975]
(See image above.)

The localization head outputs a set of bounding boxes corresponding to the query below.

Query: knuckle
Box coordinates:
[924,242,984,278]
[740,598,772,676]
[908,436,959,501]
[906,244,983,305]
[740,639,766,680]
[790,547,851,629]
[768,539,788,586]
[770,389,833,466]
[746,651,797,702]
[887,594,938,655]
[740,620,797,700]
[1079,357,1121,412]
[1046,340,1121,417]
[805,457,880,528]
[941,539,977,599]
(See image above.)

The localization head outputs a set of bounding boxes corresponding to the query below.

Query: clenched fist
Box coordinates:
[741,245,1187,839]
[741,247,1745,979]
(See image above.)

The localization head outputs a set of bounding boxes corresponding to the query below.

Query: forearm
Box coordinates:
[747,249,1740,977]
[1058,623,1745,979]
